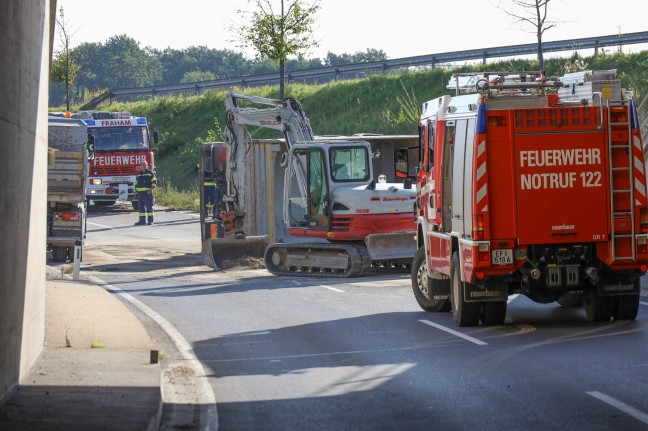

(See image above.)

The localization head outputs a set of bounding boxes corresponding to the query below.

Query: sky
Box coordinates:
[55,0,648,60]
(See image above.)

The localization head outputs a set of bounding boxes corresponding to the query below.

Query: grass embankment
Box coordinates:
[100,51,648,209]
[154,182,200,212]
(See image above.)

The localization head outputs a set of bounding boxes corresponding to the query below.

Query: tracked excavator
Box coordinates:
[200,93,416,277]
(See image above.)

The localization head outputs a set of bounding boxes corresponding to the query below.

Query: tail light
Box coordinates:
[60,212,80,221]
[473,214,484,240]
[637,236,647,255]
[478,242,490,262]
[610,106,628,123]
[640,208,648,233]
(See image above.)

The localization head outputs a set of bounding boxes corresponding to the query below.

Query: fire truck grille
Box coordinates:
[331,216,353,232]
[91,166,137,176]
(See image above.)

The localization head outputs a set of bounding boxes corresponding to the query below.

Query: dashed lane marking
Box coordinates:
[419,320,488,346]
[321,285,345,293]
[587,391,648,425]
[87,221,112,229]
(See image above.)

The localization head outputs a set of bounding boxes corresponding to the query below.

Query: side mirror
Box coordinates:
[404,178,413,189]
[394,148,408,179]
[153,129,160,145]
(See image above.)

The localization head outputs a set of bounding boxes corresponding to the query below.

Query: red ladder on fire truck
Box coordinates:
[608,99,635,261]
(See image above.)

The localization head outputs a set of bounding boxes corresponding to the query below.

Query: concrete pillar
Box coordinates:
[0,0,49,402]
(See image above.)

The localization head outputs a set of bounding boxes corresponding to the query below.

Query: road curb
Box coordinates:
[87,275,218,431]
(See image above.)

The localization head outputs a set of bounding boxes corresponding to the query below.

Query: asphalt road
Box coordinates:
[83,205,648,431]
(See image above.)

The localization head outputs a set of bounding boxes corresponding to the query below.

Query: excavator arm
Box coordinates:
[201,93,315,270]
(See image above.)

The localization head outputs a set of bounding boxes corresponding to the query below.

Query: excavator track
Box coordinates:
[264,242,372,278]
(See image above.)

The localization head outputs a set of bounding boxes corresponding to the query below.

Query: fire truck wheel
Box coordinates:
[411,247,451,312]
[481,301,507,326]
[583,289,614,322]
[450,252,481,327]
[613,293,639,320]
[52,246,68,263]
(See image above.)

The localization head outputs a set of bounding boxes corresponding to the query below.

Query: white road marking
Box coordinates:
[321,285,345,293]
[289,280,345,292]
[419,320,488,346]
[88,276,217,431]
[87,221,112,229]
[640,301,648,307]
[587,391,648,425]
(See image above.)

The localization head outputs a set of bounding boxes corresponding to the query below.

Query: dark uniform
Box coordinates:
[203,170,216,218]
[204,166,226,219]
[135,166,157,225]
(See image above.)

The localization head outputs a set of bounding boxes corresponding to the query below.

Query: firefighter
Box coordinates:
[134,160,157,225]
[203,169,216,218]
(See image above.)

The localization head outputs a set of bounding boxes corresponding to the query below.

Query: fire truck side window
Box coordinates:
[441,122,455,231]
[428,124,435,168]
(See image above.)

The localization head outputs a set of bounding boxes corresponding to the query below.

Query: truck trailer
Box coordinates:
[47,116,92,262]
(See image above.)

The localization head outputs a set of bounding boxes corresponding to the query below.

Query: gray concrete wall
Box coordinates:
[0,0,49,402]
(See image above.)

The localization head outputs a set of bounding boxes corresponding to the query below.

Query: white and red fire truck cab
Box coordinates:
[73,111,157,209]
[412,70,648,326]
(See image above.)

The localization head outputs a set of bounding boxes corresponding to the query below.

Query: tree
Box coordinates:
[180,70,217,83]
[50,7,82,111]
[498,0,558,71]
[233,0,320,98]
[324,49,388,67]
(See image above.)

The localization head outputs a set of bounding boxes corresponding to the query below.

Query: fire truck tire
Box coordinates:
[481,301,507,326]
[583,289,614,322]
[613,293,639,320]
[450,252,481,327]
[131,200,139,211]
[52,246,68,263]
[411,247,451,312]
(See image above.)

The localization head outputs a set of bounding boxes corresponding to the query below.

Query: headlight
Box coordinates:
[90,178,102,185]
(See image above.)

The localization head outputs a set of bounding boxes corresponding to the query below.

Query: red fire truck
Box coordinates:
[74,111,158,210]
[411,70,647,326]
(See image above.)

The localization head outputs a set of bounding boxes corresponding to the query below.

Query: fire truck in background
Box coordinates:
[71,111,159,210]
[412,70,647,326]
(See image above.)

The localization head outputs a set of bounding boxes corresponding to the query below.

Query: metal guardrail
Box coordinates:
[81,31,648,109]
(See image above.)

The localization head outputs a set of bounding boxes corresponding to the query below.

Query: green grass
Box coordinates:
[154,181,200,212]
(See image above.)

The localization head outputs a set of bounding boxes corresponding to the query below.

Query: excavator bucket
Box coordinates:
[202,234,269,270]
[365,232,417,263]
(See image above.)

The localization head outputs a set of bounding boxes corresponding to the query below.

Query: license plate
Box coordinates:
[111,177,130,183]
[492,249,513,265]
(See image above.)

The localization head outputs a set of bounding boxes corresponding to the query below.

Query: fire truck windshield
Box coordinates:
[89,126,150,152]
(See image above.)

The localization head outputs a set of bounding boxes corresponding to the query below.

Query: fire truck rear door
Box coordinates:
[514,130,609,245]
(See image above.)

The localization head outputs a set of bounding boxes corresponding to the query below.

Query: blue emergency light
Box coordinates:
[83,119,96,126]
[137,118,147,125]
